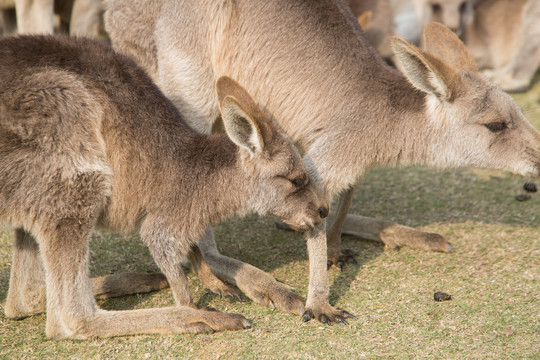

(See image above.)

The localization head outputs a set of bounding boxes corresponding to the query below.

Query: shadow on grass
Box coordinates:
[212,216,385,309]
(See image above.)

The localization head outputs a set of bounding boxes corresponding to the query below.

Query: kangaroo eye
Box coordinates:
[431,3,442,13]
[290,177,306,188]
[484,122,507,132]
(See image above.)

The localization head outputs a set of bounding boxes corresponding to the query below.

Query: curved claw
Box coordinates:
[302,307,356,326]
[302,310,314,322]
[328,248,360,270]
[339,309,357,320]
[319,314,332,326]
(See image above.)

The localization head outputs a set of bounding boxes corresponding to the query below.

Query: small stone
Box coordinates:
[515,194,531,201]
[523,182,537,193]
[434,291,452,301]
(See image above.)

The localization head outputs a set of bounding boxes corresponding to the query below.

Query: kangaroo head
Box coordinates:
[423,0,476,36]
[215,76,329,231]
[392,22,540,177]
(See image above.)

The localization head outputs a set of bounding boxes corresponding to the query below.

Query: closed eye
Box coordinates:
[484,122,507,132]
[290,177,307,188]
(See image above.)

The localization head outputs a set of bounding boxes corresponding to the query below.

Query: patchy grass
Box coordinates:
[1,77,539,360]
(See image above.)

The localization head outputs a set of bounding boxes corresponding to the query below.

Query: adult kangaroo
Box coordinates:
[105,0,540,325]
[1,35,328,338]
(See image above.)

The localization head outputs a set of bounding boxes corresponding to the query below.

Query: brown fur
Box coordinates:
[105,0,540,325]
[1,35,328,339]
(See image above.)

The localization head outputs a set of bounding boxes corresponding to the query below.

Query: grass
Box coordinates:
[1,78,540,360]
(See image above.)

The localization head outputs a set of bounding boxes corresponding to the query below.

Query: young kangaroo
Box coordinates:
[105,0,540,325]
[1,35,328,339]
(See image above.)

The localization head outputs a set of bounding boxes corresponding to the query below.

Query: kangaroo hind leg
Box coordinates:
[5,228,46,319]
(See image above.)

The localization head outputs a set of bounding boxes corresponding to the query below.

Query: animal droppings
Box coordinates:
[515,194,532,201]
[434,291,452,301]
[523,182,537,193]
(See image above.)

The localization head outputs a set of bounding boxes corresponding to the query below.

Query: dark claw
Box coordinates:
[339,263,345,272]
[205,306,217,312]
[302,310,314,322]
[319,314,332,326]
[345,312,357,319]
[327,261,332,270]
[339,317,349,325]
[343,249,359,257]
[351,257,359,265]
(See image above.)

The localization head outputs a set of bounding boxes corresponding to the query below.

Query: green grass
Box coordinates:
[1,76,540,359]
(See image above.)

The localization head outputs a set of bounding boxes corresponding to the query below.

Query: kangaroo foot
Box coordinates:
[203,280,241,299]
[301,305,356,326]
[379,225,453,253]
[90,272,169,299]
[326,249,359,271]
[241,279,306,315]
[194,309,253,331]
[343,214,454,253]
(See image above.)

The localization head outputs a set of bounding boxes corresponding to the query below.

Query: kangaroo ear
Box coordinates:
[357,10,372,29]
[220,95,265,155]
[216,76,273,155]
[422,22,478,72]
[391,36,459,101]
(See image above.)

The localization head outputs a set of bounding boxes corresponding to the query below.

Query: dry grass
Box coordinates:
[1,76,539,360]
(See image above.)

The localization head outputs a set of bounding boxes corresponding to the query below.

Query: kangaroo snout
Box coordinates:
[289,201,329,233]
[318,205,329,219]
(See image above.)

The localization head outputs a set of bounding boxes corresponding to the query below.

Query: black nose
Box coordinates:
[318,206,329,219]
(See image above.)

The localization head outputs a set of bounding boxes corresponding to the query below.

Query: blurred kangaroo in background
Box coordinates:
[106,0,540,325]
[1,0,102,36]
[464,0,540,92]
[1,35,328,339]
[415,0,540,92]
[414,0,476,37]
[349,0,395,63]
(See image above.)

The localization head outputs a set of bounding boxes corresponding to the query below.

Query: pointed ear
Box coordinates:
[357,11,372,29]
[423,22,478,72]
[216,76,273,155]
[391,36,459,101]
[220,95,265,155]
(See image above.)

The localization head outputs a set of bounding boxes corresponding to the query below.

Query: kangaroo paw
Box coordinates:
[327,248,359,271]
[301,305,356,326]
[194,310,252,331]
[243,280,306,315]
[205,282,241,299]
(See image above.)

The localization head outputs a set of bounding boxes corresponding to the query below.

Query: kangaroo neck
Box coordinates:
[178,134,250,228]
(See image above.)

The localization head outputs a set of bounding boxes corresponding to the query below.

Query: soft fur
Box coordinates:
[1,35,328,339]
[105,0,540,325]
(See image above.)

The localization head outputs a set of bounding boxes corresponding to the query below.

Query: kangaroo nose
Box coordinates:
[318,206,329,219]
